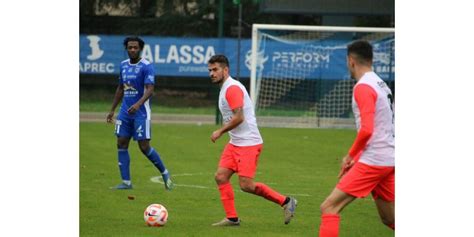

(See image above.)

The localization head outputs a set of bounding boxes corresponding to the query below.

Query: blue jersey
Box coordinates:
[118,58,155,120]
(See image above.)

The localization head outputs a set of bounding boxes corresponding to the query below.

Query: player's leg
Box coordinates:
[215,167,234,184]
[236,144,297,224]
[213,167,240,226]
[318,162,392,236]
[213,144,239,226]
[372,167,395,229]
[238,175,297,224]
[137,139,173,190]
[320,188,356,213]
[238,176,286,206]
[374,198,394,229]
[236,144,286,206]
[319,188,356,237]
[114,117,133,189]
[318,161,378,236]
[135,119,173,190]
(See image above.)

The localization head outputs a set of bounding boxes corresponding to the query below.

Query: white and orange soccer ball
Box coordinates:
[144,204,168,227]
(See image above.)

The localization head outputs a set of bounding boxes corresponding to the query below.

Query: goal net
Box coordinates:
[250,24,394,128]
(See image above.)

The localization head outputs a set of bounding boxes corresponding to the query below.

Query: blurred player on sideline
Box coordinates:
[318,40,395,236]
[207,55,297,227]
[106,36,173,191]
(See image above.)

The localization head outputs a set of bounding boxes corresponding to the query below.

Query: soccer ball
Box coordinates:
[144,204,168,227]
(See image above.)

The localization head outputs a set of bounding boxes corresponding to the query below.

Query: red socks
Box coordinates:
[218,182,286,218]
[218,182,237,218]
[319,213,340,237]
[254,182,286,205]
[318,214,393,236]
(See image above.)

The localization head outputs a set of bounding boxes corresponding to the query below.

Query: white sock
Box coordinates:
[123,180,131,185]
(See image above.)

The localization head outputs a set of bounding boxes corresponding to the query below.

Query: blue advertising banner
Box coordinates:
[80,35,394,80]
[255,36,395,80]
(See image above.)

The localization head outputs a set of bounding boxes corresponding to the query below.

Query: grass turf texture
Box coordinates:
[80,101,337,117]
[80,101,215,115]
[80,122,394,237]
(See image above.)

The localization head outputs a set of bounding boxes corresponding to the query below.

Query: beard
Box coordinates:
[211,76,223,84]
[128,51,141,60]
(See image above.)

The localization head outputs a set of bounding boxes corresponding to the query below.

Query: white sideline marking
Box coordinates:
[286,193,311,197]
[150,175,213,189]
[150,172,312,197]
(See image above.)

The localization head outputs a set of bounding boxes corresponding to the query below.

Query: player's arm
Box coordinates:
[127,84,154,114]
[211,107,244,143]
[128,65,155,114]
[211,86,244,143]
[339,84,376,178]
[106,83,124,123]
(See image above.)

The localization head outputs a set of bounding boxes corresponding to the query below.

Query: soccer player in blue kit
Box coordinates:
[106,36,173,190]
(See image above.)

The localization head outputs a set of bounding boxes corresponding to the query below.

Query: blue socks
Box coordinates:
[145,148,167,174]
[118,149,131,182]
[118,147,168,185]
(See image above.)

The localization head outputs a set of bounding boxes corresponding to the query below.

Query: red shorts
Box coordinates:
[218,143,263,178]
[337,162,395,202]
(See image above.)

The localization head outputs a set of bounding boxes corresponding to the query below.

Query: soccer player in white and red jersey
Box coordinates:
[318,40,395,237]
[207,55,297,227]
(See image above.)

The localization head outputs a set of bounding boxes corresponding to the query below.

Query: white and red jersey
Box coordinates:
[219,77,263,146]
[350,71,394,166]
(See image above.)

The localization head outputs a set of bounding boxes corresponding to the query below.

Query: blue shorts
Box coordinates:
[115,116,151,141]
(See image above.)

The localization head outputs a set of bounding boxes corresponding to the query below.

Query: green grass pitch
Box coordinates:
[80,122,394,237]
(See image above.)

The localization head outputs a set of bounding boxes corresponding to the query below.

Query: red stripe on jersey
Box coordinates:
[225,85,244,110]
[349,84,377,159]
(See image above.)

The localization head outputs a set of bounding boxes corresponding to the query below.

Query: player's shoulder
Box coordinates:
[140,58,152,66]
[364,71,383,81]
[120,59,130,65]
[357,72,378,85]
[226,84,243,93]
[228,77,245,87]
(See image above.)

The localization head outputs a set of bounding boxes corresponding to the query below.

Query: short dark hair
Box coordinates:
[123,36,145,49]
[347,40,373,65]
[208,54,229,68]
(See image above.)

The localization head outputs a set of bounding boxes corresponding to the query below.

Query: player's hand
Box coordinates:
[338,154,355,179]
[210,130,222,143]
[127,103,140,114]
[106,111,115,123]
